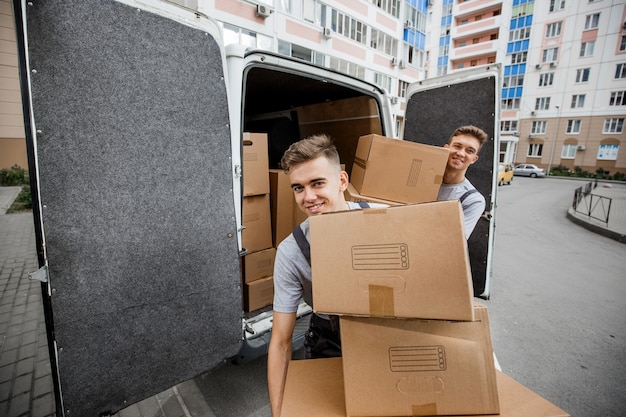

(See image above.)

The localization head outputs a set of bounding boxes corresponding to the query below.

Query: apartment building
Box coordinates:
[2,0,625,175]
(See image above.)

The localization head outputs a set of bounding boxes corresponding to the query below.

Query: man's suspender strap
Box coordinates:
[459,189,477,204]
[292,201,370,266]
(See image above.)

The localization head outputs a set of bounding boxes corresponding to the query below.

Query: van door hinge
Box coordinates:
[29,266,49,283]
[234,164,242,179]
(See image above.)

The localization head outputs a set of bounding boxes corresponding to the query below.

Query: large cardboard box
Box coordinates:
[243,247,276,284]
[243,275,274,312]
[242,194,273,253]
[309,200,474,321]
[269,169,308,246]
[280,357,571,417]
[351,134,449,204]
[243,132,270,196]
[339,303,499,416]
[344,183,402,207]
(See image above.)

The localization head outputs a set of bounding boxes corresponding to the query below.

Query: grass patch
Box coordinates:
[7,185,33,213]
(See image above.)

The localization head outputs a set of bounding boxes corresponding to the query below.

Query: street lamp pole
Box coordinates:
[547,105,561,176]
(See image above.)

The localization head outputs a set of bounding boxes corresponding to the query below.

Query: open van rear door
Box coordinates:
[402,65,501,299]
[14,1,242,415]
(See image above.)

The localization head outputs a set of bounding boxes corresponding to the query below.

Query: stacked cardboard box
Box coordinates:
[351,134,449,204]
[308,201,499,416]
[281,357,571,417]
[242,133,274,311]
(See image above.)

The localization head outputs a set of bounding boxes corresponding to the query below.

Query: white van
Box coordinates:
[14,1,500,415]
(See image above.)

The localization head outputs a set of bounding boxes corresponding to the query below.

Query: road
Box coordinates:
[131,177,626,417]
[488,176,626,417]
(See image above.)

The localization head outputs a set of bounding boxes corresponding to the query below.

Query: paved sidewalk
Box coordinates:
[1,181,625,416]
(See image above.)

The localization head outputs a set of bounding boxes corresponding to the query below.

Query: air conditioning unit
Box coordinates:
[535,64,541,69]
[528,134,536,139]
[531,110,536,116]
[550,62,556,68]
[404,20,412,28]
[398,60,407,69]
[391,96,399,105]
[322,27,332,38]
[622,20,626,28]
[256,4,271,18]
[391,57,398,66]
[577,145,586,151]
[513,131,520,137]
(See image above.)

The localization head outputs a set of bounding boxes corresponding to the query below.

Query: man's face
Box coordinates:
[444,134,481,172]
[288,155,348,216]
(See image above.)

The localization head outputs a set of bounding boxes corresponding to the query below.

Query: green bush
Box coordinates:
[0,165,29,186]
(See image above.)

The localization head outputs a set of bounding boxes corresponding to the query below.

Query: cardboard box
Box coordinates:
[280,357,571,417]
[242,194,273,253]
[350,134,449,204]
[269,169,308,246]
[344,183,402,207]
[244,275,274,312]
[243,132,270,196]
[243,247,276,284]
[309,200,474,321]
[339,303,499,416]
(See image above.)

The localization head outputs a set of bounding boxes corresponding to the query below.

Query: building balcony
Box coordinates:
[449,40,498,61]
[454,0,504,18]
[452,15,502,39]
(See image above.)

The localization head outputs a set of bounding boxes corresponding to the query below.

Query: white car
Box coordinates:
[514,164,546,178]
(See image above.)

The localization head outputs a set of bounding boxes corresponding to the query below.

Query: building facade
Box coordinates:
[2,0,625,175]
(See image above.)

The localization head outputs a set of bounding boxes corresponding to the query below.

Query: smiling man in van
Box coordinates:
[437,125,487,239]
[267,134,384,416]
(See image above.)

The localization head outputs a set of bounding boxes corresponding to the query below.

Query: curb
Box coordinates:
[566,207,626,244]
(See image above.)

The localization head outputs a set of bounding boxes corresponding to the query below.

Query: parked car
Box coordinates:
[498,163,514,185]
[514,164,546,178]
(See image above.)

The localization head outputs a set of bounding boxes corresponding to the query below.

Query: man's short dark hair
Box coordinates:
[280,134,341,174]
[449,125,488,149]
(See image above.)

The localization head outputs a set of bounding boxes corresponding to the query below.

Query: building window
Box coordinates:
[542,47,559,63]
[329,56,366,79]
[509,27,531,41]
[610,91,626,106]
[546,22,562,38]
[539,73,554,87]
[502,98,520,110]
[370,0,400,18]
[566,119,582,134]
[528,143,544,157]
[562,144,577,159]
[370,29,398,56]
[616,63,626,79]
[603,118,624,134]
[398,80,409,98]
[620,35,626,52]
[531,121,547,134]
[580,41,595,57]
[504,74,524,88]
[374,72,392,93]
[597,144,619,161]
[571,94,586,108]
[535,97,551,110]
[584,13,600,30]
[575,68,590,83]
[331,9,367,44]
[501,120,519,132]
[511,52,527,64]
[549,0,566,12]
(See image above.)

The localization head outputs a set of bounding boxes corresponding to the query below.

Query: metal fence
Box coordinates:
[572,179,612,225]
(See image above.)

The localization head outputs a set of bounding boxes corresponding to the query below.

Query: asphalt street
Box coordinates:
[487,176,626,417]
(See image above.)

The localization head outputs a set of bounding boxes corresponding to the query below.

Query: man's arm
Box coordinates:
[268,311,297,417]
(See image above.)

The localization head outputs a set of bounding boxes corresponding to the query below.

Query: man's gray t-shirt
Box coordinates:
[272,201,386,314]
[437,178,485,238]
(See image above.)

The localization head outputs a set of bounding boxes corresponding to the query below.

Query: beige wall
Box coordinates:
[0,0,27,170]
